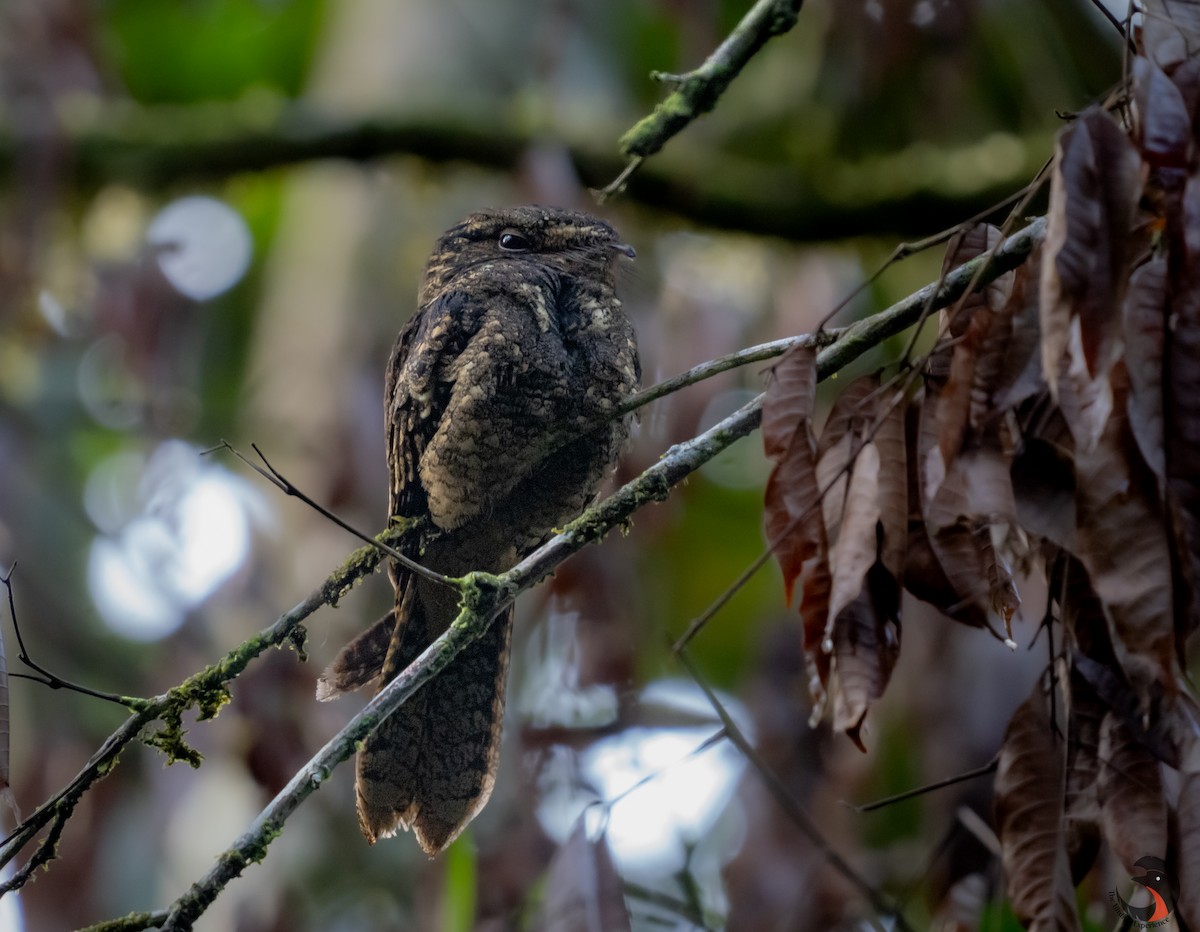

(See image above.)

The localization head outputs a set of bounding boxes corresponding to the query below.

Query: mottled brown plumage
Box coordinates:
[318,206,639,855]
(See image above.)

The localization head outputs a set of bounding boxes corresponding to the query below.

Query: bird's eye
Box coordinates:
[498,230,533,252]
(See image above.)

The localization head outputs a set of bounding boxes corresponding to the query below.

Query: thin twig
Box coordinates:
[814,180,1038,335]
[617,329,842,418]
[210,441,455,590]
[676,649,908,931]
[672,549,774,653]
[1,565,140,709]
[847,755,1000,813]
[1086,0,1136,52]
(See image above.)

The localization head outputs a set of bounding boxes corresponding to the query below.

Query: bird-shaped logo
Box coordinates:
[1113,856,1176,925]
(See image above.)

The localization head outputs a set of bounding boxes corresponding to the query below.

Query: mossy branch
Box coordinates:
[0,521,417,896]
[601,0,805,196]
[620,0,804,159]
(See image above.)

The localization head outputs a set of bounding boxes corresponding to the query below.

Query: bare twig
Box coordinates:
[616,329,842,418]
[847,755,1000,813]
[676,649,906,931]
[1,566,143,710]
[209,441,454,590]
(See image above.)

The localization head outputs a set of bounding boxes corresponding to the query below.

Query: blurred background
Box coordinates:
[0,0,1126,929]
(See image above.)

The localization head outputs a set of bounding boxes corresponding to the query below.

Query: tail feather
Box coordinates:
[315,610,396,701]
[355,603,515,855]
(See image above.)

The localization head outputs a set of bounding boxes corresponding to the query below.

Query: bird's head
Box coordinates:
[419,206,635,306]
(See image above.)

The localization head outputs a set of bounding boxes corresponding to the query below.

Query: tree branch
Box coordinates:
[139,214,1046,930]
[0,521,414,894]
[603,0,805,193]
[0,99,1047,242]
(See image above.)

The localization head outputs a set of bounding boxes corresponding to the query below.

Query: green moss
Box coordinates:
[77,910,164,932]
[285,623,309,663]
[144,705,203,768]
[454,572,515,629]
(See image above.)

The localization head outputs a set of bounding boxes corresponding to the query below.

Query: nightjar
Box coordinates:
[318,206,640,855]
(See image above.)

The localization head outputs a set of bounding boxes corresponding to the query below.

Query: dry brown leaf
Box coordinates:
[992,248,1046,413]
[761,347,835,706]
[1074,365,1177,693]
[923,443,1020,635]
[904,393,991,629]
[1124,258,1168,482]
[763,345,818,461]
[763,346,825,607]
[994,686,1081,931]
[534,822,632,932]
[1097,713,1168,876]
[937,225,1016,465]
[815,376,877,543]
[827,441,881,627]
[1141,0,1200,70]
[1166,268,1200,649]
[827,563,900,751]
[1053,348,1113,456]
[926,445,1017,532]
[1177,762,1200,929]
[1065,665,1103,883]
[1011,431,1077,553]
[874,392,908,581]
[1040,109,1141,392]
[1134,56,1192,169]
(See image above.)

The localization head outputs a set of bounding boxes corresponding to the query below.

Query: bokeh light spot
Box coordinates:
[147,196,253,301]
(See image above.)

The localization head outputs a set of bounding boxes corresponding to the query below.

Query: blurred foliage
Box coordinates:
[101,0,326,103]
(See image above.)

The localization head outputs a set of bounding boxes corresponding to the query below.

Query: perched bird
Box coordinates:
[318,206,640,855]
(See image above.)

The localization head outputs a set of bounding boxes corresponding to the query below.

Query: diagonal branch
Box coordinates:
[602,0,806,196]
[0,521,415,895]
[134,214,1046,931]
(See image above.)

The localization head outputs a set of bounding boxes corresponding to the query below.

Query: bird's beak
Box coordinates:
[610,242,636,259]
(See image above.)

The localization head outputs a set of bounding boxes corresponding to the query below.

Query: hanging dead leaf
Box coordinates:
[815,375,877,544]
[1065,665,1103,883]
[534,821,632,932]
[1166,267,1200,649]
[827,441,881,627]
[1140,0,1200,70]
[826,563,901,752]
[936,225,1014,469]
[874,391,908,581]
[762,346,834,703]
[992,248,1046,414]
[1040,109,1141,391]
[763,344,818,461]
[1124,258,1168,483]
[763,345,826,606]
[1097,713,1168,876]
[1073,364,1177,693]
[904,394,992,630]
[1177,761,1200,929]
[994,686,1082,931]
[1011,428,1077,553]
[1134,56,1192,170]
[925,444,1017,532]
